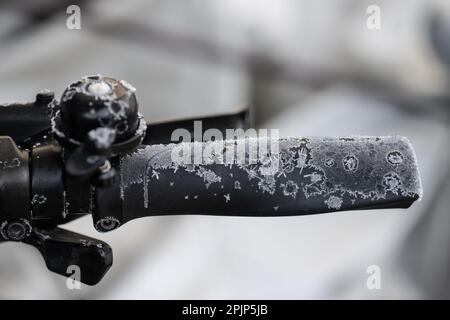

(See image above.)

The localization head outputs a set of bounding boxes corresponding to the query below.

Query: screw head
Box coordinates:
[0,219,32,241]
[95,217,120,232]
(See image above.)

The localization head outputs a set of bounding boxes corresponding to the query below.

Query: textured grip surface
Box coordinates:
[117,136,422,222]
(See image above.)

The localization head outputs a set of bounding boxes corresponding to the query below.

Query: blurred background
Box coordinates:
[0,0,450,299]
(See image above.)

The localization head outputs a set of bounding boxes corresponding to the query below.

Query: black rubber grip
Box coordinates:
[105,136,422,226]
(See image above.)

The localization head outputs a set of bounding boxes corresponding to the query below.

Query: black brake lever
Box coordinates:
[24,227,112,285]
[0,75,422,285]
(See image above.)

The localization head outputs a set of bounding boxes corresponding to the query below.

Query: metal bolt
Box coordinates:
[0,219,32,241]
[95,217,120,232]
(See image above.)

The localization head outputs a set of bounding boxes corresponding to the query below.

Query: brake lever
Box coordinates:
[0,75,422,285]
[24,227,112,285]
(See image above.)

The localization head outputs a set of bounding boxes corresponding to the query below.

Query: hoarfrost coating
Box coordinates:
[118,136,422,214]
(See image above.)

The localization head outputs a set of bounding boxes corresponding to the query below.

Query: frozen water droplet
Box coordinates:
[88,81,111,95]
[343,154,358,172]
[324,196,343,210]
[386,151,404,165]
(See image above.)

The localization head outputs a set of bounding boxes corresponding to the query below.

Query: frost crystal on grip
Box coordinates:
[119,136,422,215]
[306,136,422,201]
